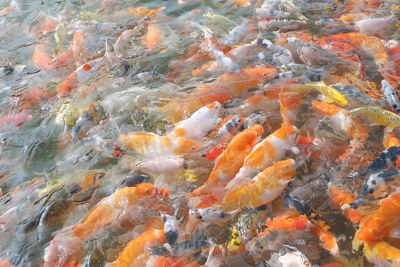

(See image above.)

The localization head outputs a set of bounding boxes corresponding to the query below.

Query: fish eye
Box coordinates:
[371,180,376,185]
[191,146,196,150]
[145,188,149,194]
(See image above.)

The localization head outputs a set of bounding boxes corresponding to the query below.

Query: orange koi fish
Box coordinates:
[120,132,203,157]
[319,33,398,87]
[108,228,166,267]
[141,22,164,50]
[32,43,54,69]
[328,184,362,223]
[279,90,303,126]
[263,210,339,256]
[363,240,400,261]
[227,125,299,186]
[217,67,278,96]
[160,84,234,122]
[356,192,400,243]
[189,124,263,196]
[221,159,296,210]
[44,183,169,267]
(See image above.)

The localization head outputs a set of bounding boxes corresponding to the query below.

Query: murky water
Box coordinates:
[0,0,399,266]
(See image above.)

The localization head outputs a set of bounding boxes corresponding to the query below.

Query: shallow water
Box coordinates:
[0,0,399,266]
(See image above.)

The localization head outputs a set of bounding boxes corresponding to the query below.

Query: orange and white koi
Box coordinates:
[108,228,166,267]
[189,124,263,196]
[227,125,298,185]
[167,101,222,141]
[221,159,296,210]
[120,132,203,158]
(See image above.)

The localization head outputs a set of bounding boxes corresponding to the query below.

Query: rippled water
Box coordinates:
[0,0,399,266]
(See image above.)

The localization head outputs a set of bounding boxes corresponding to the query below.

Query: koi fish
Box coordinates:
[356,192,400,243]
[141,22,164,50]
[160,84,234,122]
[306,81,348,106]
[167,101,222,141]
[382,127,400,167]
[108,228,166,267]
[279,90,303,126]
[328,184,362,223]
[120,132,203,158]
[221,159,296,210]
[354,145,400,178]
[363,241,400,262]
[263,211,339,256]
[311,101,368,141]
[161,214,179,246]
[362,169,400,195]
[217,67,278,96]
[348,106,400,127]
[213,115,243,143]
[381,79,400,114]
[227,125,299,186]
[189,124,263,196]
[44,183,169,266]
[32,43,55,69]
[134,156,186,175]
[224,22,249,46]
